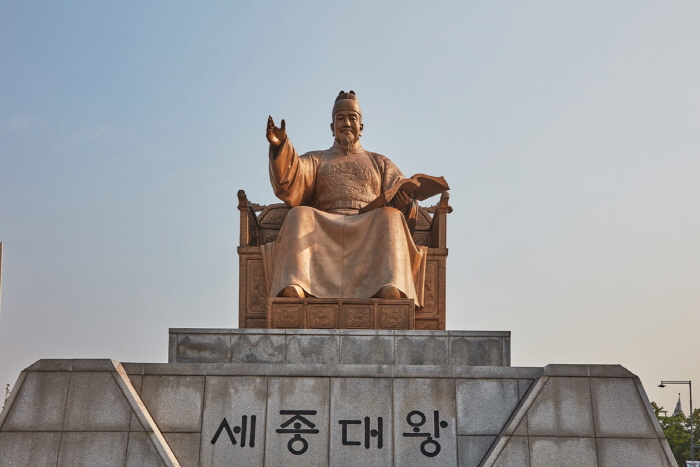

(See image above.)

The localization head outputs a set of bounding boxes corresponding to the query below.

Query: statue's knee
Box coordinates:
[374,207,405,227]
[288,206,314,215]
[285,206,315,223]
[379,206,403,218]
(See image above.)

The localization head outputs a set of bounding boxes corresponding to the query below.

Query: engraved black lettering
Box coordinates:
[241,415,248,447]
[338,420,361,446]
[249,415,257,448]
[365,416,383,449]
[211,418,237,445]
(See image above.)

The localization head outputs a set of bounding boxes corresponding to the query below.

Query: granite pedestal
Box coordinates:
[0,329,675,466]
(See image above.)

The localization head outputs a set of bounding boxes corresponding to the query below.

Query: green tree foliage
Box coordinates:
[653,401,700,467]
[2,383,9,410]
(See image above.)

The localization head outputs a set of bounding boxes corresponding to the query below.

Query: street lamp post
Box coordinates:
[659,380,694,463]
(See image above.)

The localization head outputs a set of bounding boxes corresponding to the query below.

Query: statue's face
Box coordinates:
[331,110,363,141]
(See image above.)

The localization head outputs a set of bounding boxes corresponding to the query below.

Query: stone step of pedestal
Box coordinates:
[169,328,511,367]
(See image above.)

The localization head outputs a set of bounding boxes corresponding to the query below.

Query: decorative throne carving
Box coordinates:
[237,190,451,330]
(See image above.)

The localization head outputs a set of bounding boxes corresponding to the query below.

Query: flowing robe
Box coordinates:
[261,138,427,306]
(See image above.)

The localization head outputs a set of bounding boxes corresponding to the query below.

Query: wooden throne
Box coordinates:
[237,190,451,330]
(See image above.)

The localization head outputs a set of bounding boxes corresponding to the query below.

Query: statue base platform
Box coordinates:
[0,329,675,467]
[169,328,510,366]
[266,297,415,330]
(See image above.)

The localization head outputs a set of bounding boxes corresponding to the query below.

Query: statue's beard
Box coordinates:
[337,133,358,155]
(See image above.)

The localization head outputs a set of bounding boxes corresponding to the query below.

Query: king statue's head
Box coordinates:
[331,90,363,154]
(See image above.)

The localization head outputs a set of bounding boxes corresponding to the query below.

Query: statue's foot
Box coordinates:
[281,285,305,298]
[376,286,402,299]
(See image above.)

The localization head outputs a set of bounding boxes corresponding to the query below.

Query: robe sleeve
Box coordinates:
[372,153,419,233]
[269,138,317,207]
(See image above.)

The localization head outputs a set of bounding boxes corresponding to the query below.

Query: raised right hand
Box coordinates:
[266,116,286,148]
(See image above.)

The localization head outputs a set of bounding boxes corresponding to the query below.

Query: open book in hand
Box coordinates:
[358,174,450,214]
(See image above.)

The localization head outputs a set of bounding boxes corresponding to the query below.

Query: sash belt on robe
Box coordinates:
[261,206,427,308]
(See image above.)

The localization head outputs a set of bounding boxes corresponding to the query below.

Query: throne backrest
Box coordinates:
[238,191,451,249]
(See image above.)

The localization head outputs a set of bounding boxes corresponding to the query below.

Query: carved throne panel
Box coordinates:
[237,191,450,330]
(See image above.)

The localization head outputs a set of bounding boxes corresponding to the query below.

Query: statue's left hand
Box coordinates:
[393,189,412,208]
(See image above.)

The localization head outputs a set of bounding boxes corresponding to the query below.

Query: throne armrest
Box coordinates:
[428,192,451,249]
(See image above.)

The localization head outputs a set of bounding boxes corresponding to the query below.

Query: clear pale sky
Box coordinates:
[1,1,698,413]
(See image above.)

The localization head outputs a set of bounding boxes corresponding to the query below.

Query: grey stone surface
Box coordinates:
[70,358,118,371]
[456,378,519,435]
[171,328,237,334]
[0,432,61,467]
[231,332,286,363]
[449,337,504,366]
[63,371,132,431]
[502,378,545,438]
[177,333,230,363]
[339,329,396,336]
[453,366,518,379]
[490,436,530,467]
[591,377,657,438]
[130,414,146,432]
[56,431,128,467]
[529,437,598,467]
[111,364,180,467]
[339,334,394,364]
[265,377,330,467]
[122,362,145,375]
[143,362,209,376]
[398,330,446,337]
[265,363,334,377]
[129,362,551,379]
[162,432,201,467]
[329,377,394,466]
[588,364,635,377]
[25,359,73,371]
[393,364,454,378]
[1,371,70,431]
[395,334,448,365]
[204,363,272,376]
[447,330,510,337]
[170,329,513,367]
[0,349,675,466]
[140,375,205,432]
[129,373,143,391]
[332,363,393,378]
[285,328,340,335]
[457,435,496,467]
[393,377,457,467]
[128,375,145,431]
[169,332,177,364]
[512,418,528,436]
[634,378,670,439]
[596,438,672,467]
[503,337,511,366]
[517,379,534,398]
[526,377,595,437]
[199,376,268,467]
[0,371,25,429]
[125,432,167,467]
[516,367,542,379]
[542,364,589,377]
[249,328,288,334]
[286,333,340,364]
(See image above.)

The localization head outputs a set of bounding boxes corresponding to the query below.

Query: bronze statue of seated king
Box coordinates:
[237,91,450,330]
